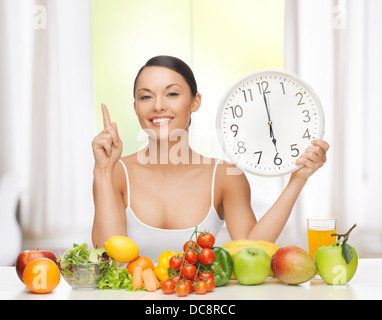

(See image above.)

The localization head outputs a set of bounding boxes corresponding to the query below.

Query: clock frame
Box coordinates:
[216,69,325,177]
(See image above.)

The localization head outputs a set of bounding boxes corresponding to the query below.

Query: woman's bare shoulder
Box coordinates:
[113,154,139,188]
[119,153,141,169]
[215,160,250,194]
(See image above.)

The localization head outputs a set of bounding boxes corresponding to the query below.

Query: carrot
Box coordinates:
[153,270,160,288]
[132,266,143,290]
[142,268,159,292]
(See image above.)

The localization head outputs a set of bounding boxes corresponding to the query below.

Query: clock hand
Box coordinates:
[263,92,271,123]
[270,128,278,153]
[269,126,278,152]
[263,92,278,152]
[263,92,273,137]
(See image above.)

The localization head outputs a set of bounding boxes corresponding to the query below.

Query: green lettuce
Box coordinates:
[98,261,145,291]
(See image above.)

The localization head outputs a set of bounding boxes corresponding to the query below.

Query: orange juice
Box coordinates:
[307,217,337,261]
[307,228,336,260]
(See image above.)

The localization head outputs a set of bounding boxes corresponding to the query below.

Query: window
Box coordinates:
[92,0,285,157]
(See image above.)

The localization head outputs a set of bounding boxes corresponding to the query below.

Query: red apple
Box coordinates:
[15,249,57,282]
[271,245,317,285]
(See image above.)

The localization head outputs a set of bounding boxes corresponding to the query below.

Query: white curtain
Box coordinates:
[0,0,94,253]
[283,0,382,257]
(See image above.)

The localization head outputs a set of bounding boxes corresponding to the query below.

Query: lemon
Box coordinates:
[104,236,139,263]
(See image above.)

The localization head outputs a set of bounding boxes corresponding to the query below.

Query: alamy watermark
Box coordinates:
[332,1,347,30]
[134,126,244,176]
[33,5,47,30]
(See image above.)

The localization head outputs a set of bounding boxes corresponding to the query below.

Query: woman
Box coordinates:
[91,56,329,260]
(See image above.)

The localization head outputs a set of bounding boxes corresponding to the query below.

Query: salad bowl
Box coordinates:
[58,243,111,289]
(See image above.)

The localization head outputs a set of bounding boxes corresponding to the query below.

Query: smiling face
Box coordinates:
[134,66,201,140]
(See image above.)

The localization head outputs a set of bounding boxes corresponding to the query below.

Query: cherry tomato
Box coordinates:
[161,279,175,294]
[181,264,197,280]
[185,249,199,264]
[197,232,215,248]
[196,274,215,292]
[199,248,215,265]
[205,278,215,292]
[183,240,198,252]
[198,271,214,281]
[183,279,193,292]
[169,255,183,271]
[175,282,190,297]
[169,274,183,284]
[194,279,208,295]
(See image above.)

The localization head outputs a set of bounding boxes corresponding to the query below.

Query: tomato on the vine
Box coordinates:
[168,274,183,283]
[181,264,197,280]
[163,228,218,297]
[199,248,215,265]
[161,279,175,294]
[198,271,214,281]
[197,232,215,248]
[184,249,199,264]
[183,279,193,292]
[197,273,216,292]
[183,240,198,252]
[175,282,190,297]
[194,279,208,295]
[204,278,216,292]
[169,255,182,271]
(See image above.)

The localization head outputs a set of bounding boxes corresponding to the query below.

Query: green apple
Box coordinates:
[315,242,358,285]
[233,247,271,285]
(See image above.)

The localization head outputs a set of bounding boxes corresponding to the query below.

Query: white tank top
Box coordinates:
[118,159,224,262]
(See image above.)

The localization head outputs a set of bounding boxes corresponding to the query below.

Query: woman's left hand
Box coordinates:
[292,139,330,182]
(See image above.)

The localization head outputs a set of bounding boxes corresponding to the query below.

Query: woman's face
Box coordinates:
[134,66,201,140]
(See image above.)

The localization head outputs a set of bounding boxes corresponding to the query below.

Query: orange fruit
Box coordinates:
[127,256,154,275]
[23,258,61,294]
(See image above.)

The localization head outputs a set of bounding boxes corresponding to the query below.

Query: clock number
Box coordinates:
[290,144,300,157]
[237,141,246,154]
[274,153,282,166]
[230,105,243,118]
[254,151,262,164]
[256,81,270,94]
[230,124,239,137]
[303,128,312,140]
[295,92,305,106]
[302,110,311,122]
[242,89,253,103]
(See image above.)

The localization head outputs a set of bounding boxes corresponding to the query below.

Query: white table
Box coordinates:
[1,259,381,300]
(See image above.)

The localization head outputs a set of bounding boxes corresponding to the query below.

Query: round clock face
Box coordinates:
[216,70,325,177]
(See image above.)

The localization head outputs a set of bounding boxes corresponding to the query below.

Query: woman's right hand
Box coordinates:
[92,103,123,173]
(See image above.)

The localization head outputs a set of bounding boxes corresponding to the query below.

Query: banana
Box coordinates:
[222,239,280,278]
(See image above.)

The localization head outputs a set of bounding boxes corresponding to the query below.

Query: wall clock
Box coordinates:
[216,70,325,176]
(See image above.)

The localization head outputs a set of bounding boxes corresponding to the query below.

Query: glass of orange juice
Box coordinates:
[307,217,337,261]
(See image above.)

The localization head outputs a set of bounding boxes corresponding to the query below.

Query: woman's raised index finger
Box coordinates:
[101,103,112,128]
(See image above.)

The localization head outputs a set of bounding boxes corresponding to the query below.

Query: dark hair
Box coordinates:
[133,55,198,98]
